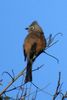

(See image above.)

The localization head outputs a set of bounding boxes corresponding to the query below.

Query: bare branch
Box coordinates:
[32,64,44,72]
[0,67,26,96]
[62,92,67,100]
[43,51,59,63]
[53,72,62,100]
[2,71,14,81]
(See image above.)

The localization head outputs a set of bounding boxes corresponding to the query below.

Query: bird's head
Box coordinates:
[25,21,43,33]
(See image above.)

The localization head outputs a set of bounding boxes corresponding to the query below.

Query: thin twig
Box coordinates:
[31,82,52,96]
[62,92,67,100]
[2,71,14,81]
[32,64,44,72]
[0,67,26,96]
[32,88,38,100]
[28,83,32,100]
[43,51,59,63]
[53,72,61,100]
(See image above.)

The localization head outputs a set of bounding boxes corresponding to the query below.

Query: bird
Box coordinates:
[23,21,46,83]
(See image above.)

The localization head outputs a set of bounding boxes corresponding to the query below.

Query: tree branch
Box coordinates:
[0,67,26,96]
[53,72,62,100]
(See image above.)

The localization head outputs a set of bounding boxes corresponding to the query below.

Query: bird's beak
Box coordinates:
[25,27,29,30]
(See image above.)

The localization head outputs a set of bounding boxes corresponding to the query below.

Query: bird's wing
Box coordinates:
[30,42,37,61]
[23,44,27,61]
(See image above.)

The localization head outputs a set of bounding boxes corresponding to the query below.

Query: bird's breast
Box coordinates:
[24,33,46,58]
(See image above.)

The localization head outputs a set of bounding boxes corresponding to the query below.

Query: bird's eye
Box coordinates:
[30,26,34,30]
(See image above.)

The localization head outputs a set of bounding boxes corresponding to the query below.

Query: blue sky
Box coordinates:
[0,0,67,99]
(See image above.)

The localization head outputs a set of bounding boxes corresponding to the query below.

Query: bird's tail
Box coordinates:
[25,61,32,83]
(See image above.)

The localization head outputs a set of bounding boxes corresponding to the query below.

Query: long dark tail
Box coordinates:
[25,61,32,83]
